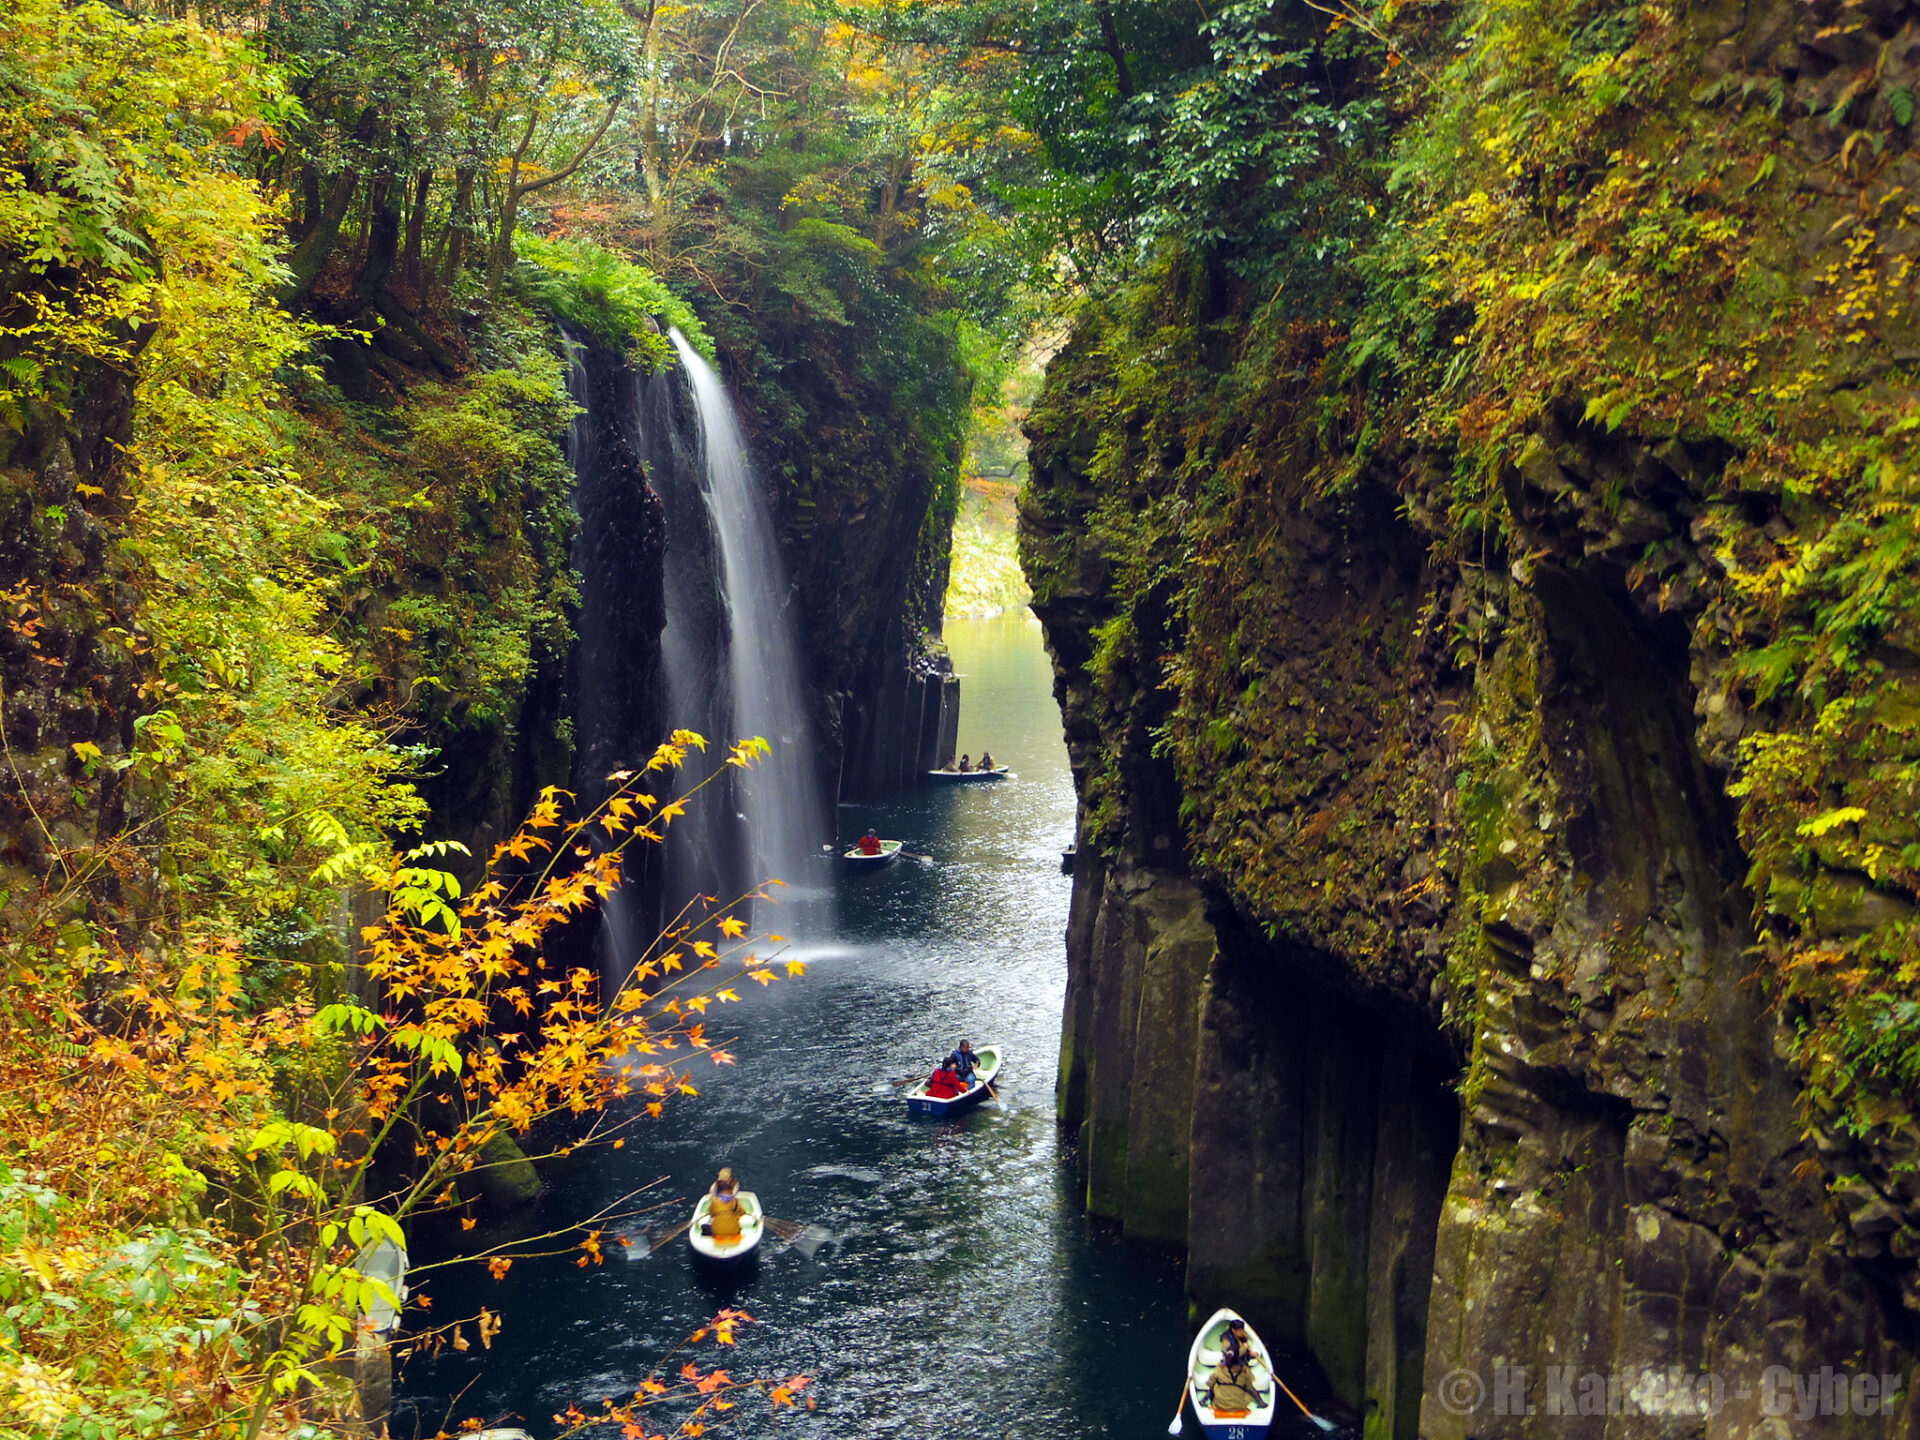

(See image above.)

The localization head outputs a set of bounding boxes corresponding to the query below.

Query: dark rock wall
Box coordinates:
[0,359,155,938]
[706,309,967,808]
[839,664,959,800]
[1025,341,1920,1435]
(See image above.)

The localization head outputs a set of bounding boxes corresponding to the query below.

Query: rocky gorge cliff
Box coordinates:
[1020,0,1920,1430]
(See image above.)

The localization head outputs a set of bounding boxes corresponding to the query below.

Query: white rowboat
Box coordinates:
[688,1190,763,1267]
[1185,1308,1278,1438]
[926,766,1010,782]
[843,839,903,869]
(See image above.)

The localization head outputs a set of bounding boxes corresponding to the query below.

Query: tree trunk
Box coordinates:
[357,179,402,300]
[484,97,623,306]
[438,167,477,285]
[1093,0,1136,98]
[278,106,379,305]
[297,166,322,241]
[402,169,431,295]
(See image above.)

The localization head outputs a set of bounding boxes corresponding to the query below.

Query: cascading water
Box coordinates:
[666,327,828,924]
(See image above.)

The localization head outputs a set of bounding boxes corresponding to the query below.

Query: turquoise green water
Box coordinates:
[392,613,1192,1438]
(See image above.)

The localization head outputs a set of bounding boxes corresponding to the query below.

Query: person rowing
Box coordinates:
[857,828,882,856]
[1221,1316,1260,1369]
[977,750,996,771]
[703,1168,743,1240]
[946,1039,979,1085]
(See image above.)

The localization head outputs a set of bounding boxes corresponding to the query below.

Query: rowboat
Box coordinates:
[688,1190,763,1268]
[904,1046,1003,1117]
[925,766,1010,782]
[1185,1308,1278,1438]
[842,839,902,869]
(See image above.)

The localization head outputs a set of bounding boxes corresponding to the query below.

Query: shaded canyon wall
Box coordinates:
[1024,358,1920,1438]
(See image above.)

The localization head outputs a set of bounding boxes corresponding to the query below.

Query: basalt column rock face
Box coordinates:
[558,338,669,934]
[1022,308,1920,1436]
[565,338,668,795]
[710,310,966,805]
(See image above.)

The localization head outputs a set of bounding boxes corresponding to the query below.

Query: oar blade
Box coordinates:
[627,1219,692,1258]
[1166,1415,1183,1436]
[765,1217,835,1259]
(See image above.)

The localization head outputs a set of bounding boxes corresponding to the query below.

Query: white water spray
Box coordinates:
[668,328,826,915]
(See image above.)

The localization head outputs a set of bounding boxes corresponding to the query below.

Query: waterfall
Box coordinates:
[667,328,827,919]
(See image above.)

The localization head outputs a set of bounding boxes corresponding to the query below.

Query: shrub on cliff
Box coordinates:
[514,233,710,367]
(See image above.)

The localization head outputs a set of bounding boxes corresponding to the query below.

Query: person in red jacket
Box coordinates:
[924,1059,967,1099]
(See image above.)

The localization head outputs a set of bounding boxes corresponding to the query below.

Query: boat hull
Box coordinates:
[842,840,902,870]
[688,1190,763,1268]
[904,1048,1002,1116]
[1196,1421,1271,1439]
[925,767,1009,782]
[1186,1307,1278,1438]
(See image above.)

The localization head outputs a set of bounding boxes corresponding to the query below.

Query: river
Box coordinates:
[393,612,1192,1439]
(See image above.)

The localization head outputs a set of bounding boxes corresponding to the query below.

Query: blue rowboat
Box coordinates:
[1185,1308,1277,1438]
[904,1047,1002,1117]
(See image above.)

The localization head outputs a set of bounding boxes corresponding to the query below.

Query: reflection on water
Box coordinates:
[393,614,1187,1439]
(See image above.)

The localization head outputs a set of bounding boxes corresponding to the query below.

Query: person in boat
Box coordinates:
[1221,1316,1259,1368]
[857,828,883,856]
[945,1039,979,1084]
[977,750,995,771]
[924,1059,967,1099]
[957,753,972,772]
[1205,1351,1261,1415]
[703,1167,743,1240]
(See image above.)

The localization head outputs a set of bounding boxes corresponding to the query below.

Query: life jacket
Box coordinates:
[948,1048,978,1079]
[859,834,882,855]
[708,1189,743,1238]
[1207,1362,1259,1414]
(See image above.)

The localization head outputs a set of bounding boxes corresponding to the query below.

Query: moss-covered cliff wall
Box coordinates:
[1022,0,1920,1429]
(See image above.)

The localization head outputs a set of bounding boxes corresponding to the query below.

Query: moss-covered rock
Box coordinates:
[1023,0,1920,1420]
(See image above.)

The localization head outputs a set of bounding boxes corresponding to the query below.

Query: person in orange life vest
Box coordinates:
[924,1059,967,1099]
[857,829,882,856]
[703,1168,743,1239]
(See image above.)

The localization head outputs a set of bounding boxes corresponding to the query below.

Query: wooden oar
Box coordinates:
[1167,1369,1190,1435]
[632,1218,692,1256]
[1273,1372,1337,1432]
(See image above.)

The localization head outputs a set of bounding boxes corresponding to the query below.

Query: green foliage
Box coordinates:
[0,0,290,427]
[0,1166,248,1440]
[514,232,709,365]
